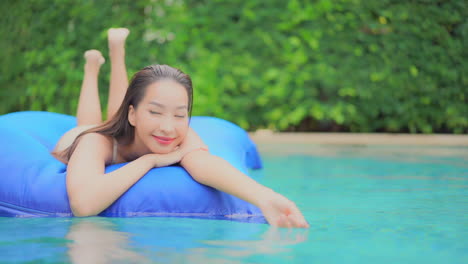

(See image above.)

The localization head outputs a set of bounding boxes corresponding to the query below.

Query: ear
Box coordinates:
[128,105,136,127]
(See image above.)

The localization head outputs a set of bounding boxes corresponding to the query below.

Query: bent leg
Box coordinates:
[77,50,105,126]
[107,28,130,120]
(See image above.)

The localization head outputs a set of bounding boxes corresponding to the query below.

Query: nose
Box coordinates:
[158,116,175,135]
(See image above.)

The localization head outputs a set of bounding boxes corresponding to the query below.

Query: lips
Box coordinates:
[153,135,175,145]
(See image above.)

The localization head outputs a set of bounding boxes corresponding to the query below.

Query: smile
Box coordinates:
[153,135,175,145]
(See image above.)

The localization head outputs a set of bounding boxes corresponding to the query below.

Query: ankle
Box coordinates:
[109,46,125,59]
[84,63,101,74]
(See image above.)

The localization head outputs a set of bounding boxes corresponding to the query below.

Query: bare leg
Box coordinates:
[76,50,105,126]
[107,28,130,120]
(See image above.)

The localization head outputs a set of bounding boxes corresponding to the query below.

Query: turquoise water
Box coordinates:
[1,145,467,263]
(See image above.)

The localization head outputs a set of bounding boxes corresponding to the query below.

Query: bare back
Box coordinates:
[54,125,99,153]
[53,126,116,165]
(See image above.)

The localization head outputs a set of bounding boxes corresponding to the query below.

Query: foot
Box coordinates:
[108,28,130,51]
[84,50,105,72]
[258,192,310,228]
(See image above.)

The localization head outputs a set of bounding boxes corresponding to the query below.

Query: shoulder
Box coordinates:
[72,133,114,164]
[79,132,113,144]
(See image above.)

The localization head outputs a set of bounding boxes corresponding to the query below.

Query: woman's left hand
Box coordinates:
[179,129,308,228]
[258,192,309,228]
[179,128,208,158]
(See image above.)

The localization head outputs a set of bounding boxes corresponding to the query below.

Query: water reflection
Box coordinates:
[66,219,150,264]
[199,227,308,256]
[65,217,309,263]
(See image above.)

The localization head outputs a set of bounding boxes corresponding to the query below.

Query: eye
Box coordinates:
[175,115,186,118]
[149,111,161,115]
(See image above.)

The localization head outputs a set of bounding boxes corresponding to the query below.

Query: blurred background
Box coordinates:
[0,0,466,133]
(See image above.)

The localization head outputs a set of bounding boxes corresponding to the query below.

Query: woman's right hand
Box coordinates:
[145,149,184,168]
[145,128,207,168]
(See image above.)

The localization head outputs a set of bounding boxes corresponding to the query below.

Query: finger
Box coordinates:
[287,214,303,228]
[289,203,303,217]
[290,213,309,228]
[277,215,287,227]
[289,204,309,228]
[276,215,284,227]
[283,215,292,228]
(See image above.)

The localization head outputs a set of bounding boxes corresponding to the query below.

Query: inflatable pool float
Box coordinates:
[0,111,265,223]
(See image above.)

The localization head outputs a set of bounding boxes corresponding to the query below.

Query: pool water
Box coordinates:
[1,145,467,263]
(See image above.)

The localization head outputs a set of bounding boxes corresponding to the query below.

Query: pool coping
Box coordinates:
[249,131,468,146]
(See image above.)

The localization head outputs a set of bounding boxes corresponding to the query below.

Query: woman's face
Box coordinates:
[128,79,190,154]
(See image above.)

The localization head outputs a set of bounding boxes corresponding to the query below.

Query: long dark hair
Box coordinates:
[53,64,193,163]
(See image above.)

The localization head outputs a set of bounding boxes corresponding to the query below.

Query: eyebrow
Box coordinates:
[149,101,188,110]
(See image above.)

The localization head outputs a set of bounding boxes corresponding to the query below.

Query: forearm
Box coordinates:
[69,155,155,216]
[180,152,274,207]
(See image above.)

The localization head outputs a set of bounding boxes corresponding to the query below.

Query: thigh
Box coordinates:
[54,124,98,152]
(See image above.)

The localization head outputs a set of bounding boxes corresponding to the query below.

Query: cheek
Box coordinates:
[136,119,152,134]
[135,112,151,129]
[176,122,189,141]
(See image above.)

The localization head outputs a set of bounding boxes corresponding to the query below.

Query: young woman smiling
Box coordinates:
[53,28,309,228]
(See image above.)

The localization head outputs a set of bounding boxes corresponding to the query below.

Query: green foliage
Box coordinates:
[1,0,466,133]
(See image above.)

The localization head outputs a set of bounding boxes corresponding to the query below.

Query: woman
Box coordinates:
[53,28,309,228]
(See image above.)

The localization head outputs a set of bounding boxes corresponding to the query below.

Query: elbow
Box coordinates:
[69,197,97,217]
[191,173,208,185]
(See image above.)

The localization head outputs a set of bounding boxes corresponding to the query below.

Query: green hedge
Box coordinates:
[1,0,467,133]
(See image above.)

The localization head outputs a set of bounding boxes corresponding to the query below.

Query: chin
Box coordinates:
[152,144,177,154]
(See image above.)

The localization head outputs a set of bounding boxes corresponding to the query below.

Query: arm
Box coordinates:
[181,151,271,205]
[66,133,183,216]
[179,130,309,228]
